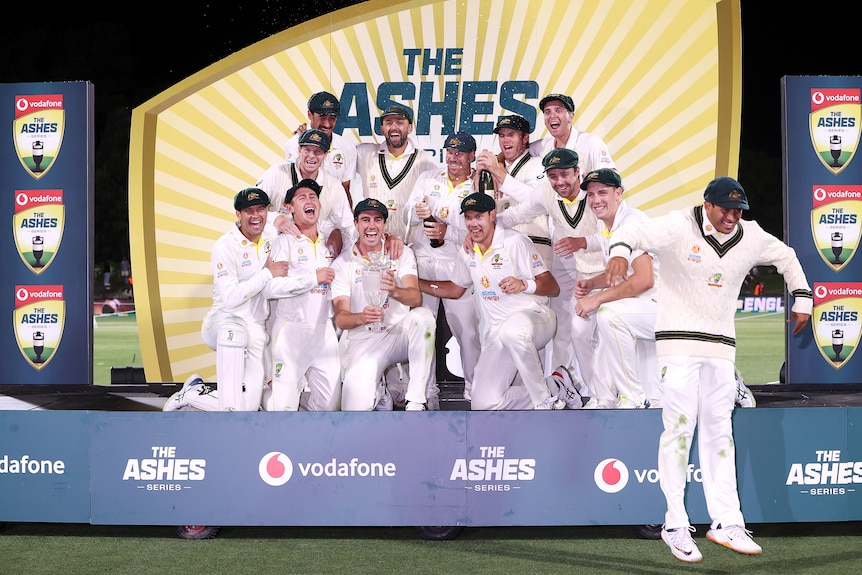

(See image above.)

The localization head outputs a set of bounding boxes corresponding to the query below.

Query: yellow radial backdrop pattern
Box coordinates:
[129,0,741,382]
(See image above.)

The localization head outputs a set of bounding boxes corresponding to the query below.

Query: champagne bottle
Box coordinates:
[425,215,443,248]
[478,169,495,196]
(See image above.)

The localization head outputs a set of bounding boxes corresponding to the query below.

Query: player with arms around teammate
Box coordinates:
[163,188,288,412]
[331,198,436,411]
[262,179,341,411]
[605,177,812,563]
[422,193,564,410]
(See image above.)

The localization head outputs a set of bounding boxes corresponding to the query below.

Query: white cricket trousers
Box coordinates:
[471,306,557,410]
[270,319,341,411]
[659,355,745,530]
[341,307,436,411]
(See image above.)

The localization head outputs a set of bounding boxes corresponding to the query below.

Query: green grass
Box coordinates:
[93,314,142,385]
[735,311,785,385]
[1,522,860,575]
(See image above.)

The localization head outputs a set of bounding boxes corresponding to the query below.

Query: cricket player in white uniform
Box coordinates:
[163,188,288,412]
[405,131,482,403]
[355,104,441,243]
[284,91,357,208]
[475,114,552,267]
[256,128,355,254]
[423,192,565,410]
[569,168,660,409]
[495,148,602,404]
[263,179,341,411]
[331,198,436,411]
[606,177,812,563]
[529,93,616,176]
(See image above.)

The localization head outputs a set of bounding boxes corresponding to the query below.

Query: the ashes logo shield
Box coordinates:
[810,185,861,272]
[13,94,65,180]
[812,282,862,370]
[809,88,861,175]
[14,285,65,370]
[13,189,65,274]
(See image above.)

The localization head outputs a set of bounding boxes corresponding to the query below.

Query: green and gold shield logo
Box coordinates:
[809,88,861,175]
[810,185,861,272]
[13,189,65,275]
[14,285,66,370]
[812,282,862,370]
[13,94,65,180]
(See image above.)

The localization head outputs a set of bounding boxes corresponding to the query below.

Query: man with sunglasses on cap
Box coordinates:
[331,198,436,411]
[405,131,483,404]
[256,128,355,257]
[286,90,357,207]
[475,114,552,268]
[419,192,564,410]
[163,187,288,412]
[262,178,342,412]
[605,176,812,563]
[529,92,616,176]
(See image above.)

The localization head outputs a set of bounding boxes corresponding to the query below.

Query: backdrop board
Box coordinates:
[782,76,862,384]
[0,82,95,385]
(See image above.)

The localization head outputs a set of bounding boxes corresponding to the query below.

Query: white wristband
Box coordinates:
[523,279,537,294]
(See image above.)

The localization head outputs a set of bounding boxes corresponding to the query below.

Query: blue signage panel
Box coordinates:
[0,81,94,384]
[782,76,862,384]
[90,411,468,526]
[0,411,90,522]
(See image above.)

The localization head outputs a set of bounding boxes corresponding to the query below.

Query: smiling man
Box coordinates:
[605,176,813,563]
[262,179,342,412]
[331,197,436,411]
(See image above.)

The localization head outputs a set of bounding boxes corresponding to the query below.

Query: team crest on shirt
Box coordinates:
[706,273,724,288]
[481,276,490,288]
[810,185,861,272]
[809,88,861,175]
[331,152,344,167]
[491,254,503,269]
[812,282,862,369]
[440,206,450,219]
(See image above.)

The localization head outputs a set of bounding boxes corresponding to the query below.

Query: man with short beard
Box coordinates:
[355,105,440,243]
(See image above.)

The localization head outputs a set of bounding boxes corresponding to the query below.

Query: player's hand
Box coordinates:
[553,237,585,256]
[788,312,811,335]
[462,234,473,254]
[327,229,343,257]
[266,257,289,278]
[384,234,404,260]
[499,275,525,295]
[415,196,431,220]
[574,295,599,319]
[573,279,591,299]
[362,305,384,324]
[316,267,335,285]
[274,213,301,236]
[380,270,396,293]
[605,256,628,286]
[293,123,308,135]
[423,220,447,243]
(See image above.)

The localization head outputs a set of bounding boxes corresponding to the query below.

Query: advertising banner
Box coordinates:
[783,76,862,384]
[0,82,94,384]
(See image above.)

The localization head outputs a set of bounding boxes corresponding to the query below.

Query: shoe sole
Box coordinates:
[706,532,762,555]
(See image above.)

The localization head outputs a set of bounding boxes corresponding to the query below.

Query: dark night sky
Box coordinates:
[2,1,856,257]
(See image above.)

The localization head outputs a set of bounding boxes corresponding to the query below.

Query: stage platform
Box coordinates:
[2,380,861,411]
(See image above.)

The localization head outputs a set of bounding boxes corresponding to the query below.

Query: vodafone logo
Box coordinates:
[594,458,629,493]
[259,451,293,486]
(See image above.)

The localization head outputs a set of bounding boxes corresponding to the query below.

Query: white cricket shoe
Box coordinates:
[706,524,762,555]
[405,401,426,411]
[661,526,702,563]
[734,368,756,408]
[550,365,589,409]
[162,374,207,412]
[535,396,566,410]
